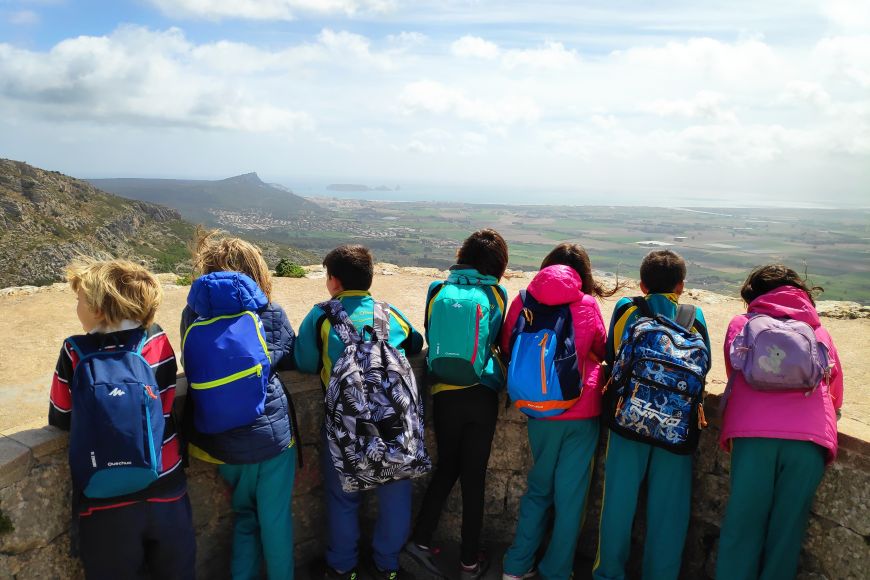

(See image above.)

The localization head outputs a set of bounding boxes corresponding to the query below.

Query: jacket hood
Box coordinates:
[748,286,820,328]
[446,265,500,286]
[187,271,268,318]
[527,265,584,306]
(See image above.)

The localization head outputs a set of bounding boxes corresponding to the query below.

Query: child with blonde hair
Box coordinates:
[180,228,298,580]
[49,259,195,579]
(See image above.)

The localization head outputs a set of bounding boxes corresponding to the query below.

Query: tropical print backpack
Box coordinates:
[67,330,164,498]
[319,299,431,492]
[728,314,830,392]
[507,290,582,418]
[425,281,502,386]
[608,298,710,454]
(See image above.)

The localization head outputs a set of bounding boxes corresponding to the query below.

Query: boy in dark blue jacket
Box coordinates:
[181,231,297,580]
[295,244,423,580]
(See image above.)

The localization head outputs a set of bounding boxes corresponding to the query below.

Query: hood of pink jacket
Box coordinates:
[719,286,843,464]
[500,265,608,421]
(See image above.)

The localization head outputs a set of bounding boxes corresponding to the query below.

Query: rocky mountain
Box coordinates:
[89,172,323,225]
[0,160,317,288]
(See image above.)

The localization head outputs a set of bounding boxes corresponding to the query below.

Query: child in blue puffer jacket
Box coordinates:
[180,229,297,580]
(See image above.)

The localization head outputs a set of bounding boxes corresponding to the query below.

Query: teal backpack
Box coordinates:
[425,282,504,386]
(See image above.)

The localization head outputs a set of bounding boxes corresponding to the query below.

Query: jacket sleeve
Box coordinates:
[818,327,844,410]
[499,294,523,362]
[423,281,442,344]
[48,341,74,431]
[606,297,633,366]
[270,306,297,372]
[391,306,424,355]
[294,306,324,375]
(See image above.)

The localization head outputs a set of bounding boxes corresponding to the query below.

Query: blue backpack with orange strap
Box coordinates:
[67,330,164,498]
[506,290,582,418]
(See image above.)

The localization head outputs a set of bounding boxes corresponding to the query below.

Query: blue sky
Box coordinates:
[1,0,868,206]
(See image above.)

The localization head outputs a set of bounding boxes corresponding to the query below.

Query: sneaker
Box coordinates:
[324,566,359,580]
[367,561,416,580]
[403,542,447,578]
[460,551,491,580]
[502,569,536,580]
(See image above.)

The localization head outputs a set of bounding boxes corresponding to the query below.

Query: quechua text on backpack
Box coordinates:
[182,310,271,434]
[67,330,164,498]
[728,313,830,393]
[607,298,710,454]
[425,281,502,386]
[507,290,582,418]
[320,299,431,492]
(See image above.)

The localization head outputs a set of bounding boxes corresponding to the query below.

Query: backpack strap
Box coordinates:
[675,304,697,332]
[372,302,392,341]
[317,300,362,347]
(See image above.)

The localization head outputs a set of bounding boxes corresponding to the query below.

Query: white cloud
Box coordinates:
[502,42,579,70]
[404,128,488,155]
[399,80,540,126]
[451,36,500,59]
[146,0,394,21]
[779,81,832,108]
[820,0,870,32]
[812,35,870,88]
[0,26,313,133]
[643,92,738,123]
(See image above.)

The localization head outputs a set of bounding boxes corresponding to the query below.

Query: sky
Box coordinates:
[0,0,868,206]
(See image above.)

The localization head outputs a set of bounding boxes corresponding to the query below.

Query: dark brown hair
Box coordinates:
[323,244,374,291]
[540,243,623,298]
[456,229,509,279]
[740,264,823,306]
[640,250,687,294]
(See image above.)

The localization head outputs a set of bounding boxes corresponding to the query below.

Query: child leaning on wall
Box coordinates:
[592,250,711,580]
[294,244,424,580]
[501,243,616,580]
[715,264,843,580]
[405,229,510,580]
[49,259,195,580]
[179,229,297,580]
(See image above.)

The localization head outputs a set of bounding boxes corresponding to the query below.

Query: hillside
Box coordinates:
[89,172,324,226]
[0,160,318,288]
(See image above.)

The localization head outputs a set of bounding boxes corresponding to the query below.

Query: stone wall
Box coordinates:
[1,356,868,579]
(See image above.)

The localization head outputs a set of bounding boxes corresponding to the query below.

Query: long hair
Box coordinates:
[540,243,625,299]
[190,226,273,300]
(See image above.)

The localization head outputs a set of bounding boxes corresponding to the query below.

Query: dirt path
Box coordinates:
[1,272,867,440]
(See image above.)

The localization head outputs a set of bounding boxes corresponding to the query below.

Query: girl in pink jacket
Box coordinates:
[501,243,617,580]
[716,264,843,580]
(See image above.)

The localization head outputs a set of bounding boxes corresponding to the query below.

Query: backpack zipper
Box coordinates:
[470,304,482,365]
[539,332,549,394]
[190,363,263,390]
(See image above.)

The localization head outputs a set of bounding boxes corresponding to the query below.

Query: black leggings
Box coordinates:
[413,385,499,564]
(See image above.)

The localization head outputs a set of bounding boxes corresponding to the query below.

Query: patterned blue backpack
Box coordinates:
[319,299,431,492]
[507,290,582,418]
[608,298,710,454]
[67,330,164,498]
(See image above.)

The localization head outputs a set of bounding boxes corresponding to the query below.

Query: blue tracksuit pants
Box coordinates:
[503,418,600,580]
[218,445,297,580]
[592,431,692,580]
[321,430,412,572]
[715,438,825,580]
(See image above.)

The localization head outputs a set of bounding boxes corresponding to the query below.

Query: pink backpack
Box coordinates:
[729,314,831,393]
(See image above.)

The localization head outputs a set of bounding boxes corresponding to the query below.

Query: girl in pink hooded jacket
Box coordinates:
[716,264,843,580]
[501,243,618,580]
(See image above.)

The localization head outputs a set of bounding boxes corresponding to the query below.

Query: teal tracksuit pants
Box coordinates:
[592,431,692,580]
[716,438,825,580]
[218,445,297,580]
[503,418,600,580]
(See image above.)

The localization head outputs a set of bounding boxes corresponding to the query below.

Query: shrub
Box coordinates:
[275,259,306,278]
[176,273,193,286]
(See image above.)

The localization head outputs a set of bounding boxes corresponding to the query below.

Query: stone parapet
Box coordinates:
[1,356,868,579]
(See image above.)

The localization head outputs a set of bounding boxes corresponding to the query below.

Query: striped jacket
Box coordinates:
[49,322,186,515]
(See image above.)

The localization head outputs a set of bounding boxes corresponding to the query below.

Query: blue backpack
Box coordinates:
[507,290,582,418]
[607,298,710,454]
[182,310,271,434]
[67,330,164,498]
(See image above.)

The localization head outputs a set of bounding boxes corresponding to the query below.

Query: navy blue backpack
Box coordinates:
[507,290,582,418]
[67,330,164,498]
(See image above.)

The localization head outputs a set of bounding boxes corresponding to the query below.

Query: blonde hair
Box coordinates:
[190,226,273,300]
[67,259,163,327]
